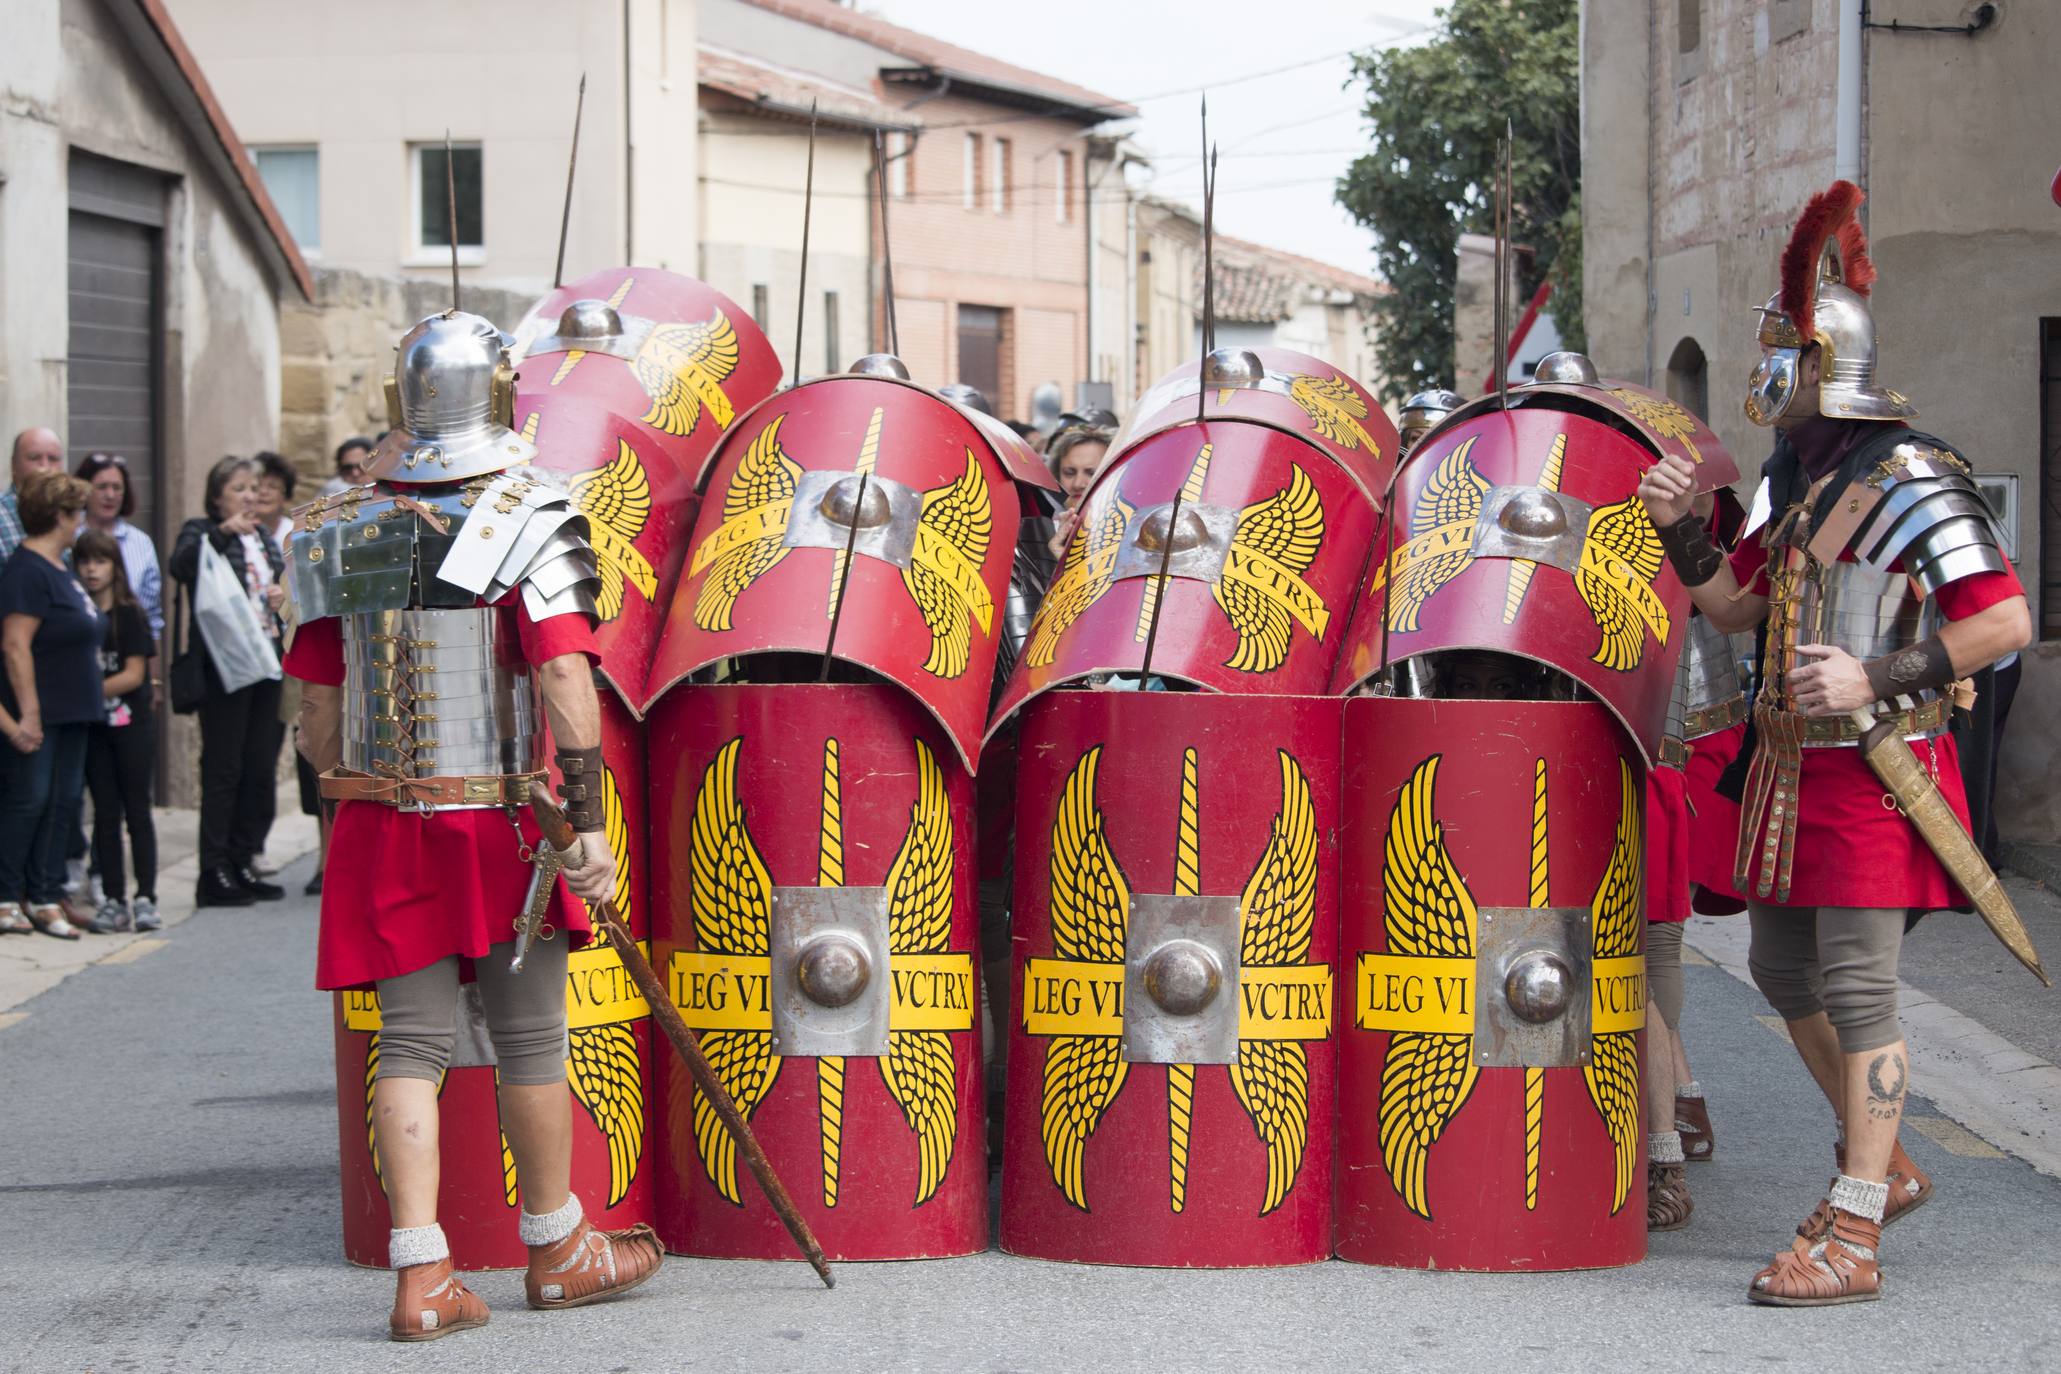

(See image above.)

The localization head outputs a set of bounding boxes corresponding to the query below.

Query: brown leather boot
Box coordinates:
[1750,1210,1883,1306]
[1799,1138,1934,1240]
[525,1218,663,1310]
[389,1259,490,1342]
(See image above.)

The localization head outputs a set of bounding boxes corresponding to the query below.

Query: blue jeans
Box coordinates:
[0,724,89,906]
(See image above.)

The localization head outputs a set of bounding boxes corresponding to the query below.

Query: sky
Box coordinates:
[868,0,1446,279]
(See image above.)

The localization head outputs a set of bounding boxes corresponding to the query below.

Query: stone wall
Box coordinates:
[277,265,535,489]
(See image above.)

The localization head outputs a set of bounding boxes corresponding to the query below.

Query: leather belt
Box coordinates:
[1768,696,1948,747]
[1682,694,1748,741]
[320,767,546,810]
[1657,736,1690,770]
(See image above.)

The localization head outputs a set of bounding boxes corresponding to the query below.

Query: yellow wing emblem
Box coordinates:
[903,450,995,679]
[692,414,804,632]
[635,311,740,439]
[688,737,783,1204]
[878,740,961,1204]
[1378,755,1481,1220]
[1385,438,1489,634]
[1290,372,1382,455]
[1229,751,1318,1215]
[569,1023,646,1208]
[1576,496,1669,671]
[1041,746,1132,1209]
[1025,493,1133,668]
[1214,465,1327,674]
[570,439,657,622]
[1584,758,1643,1214]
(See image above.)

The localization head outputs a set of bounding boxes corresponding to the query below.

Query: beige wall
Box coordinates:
[168,0,697,294]
[697,107,872,383]
[1138,208,1199,392]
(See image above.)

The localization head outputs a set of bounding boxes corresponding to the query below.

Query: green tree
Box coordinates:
[1336,0,1583,403]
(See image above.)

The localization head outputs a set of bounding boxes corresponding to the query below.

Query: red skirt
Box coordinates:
[314,802,592,991]
[1684,722,1747,913]
[1646,764,1691,924]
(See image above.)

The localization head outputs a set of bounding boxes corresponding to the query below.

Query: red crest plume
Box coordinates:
[1779,180,1872,329]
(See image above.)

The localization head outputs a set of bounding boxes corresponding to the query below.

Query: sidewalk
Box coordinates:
[0,778,319,1023]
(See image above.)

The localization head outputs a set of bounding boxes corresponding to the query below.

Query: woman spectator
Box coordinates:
[320,435,373,499]
[76,453,164,685]
[253,450,298,550]
[1043,423,1114,559]
[74,530,159,934]
[169,456,287,908]
[0,473,104,939]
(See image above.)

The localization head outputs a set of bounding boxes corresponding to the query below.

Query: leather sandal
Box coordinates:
[389,1259,490,1342]
[1750,1210,1883,1306]
[1647,1159,1694,1231]
[525,1218,663,1310]
[1675,1093,1715,1162]
[28,904,81,940]
[1798,1139,1933,1241]
[0,903,32,935]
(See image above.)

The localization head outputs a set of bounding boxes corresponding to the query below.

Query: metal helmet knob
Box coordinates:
[796,933,872,1009]
[555,298,627,341]
[1531,350,1601,386]
[1142,940,1224,1017]
[1200,347,1266,392]
[365,311,532,484]
[939,382,994,416]
[1504,951,1574,1024]
[847,353,912,379]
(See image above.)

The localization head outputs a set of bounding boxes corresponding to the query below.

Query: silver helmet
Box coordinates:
[938,382,994,416]
[365,311,535,483]
[846,353,912,380]
[1531,350,1600,386]
[1397,387,1467,454]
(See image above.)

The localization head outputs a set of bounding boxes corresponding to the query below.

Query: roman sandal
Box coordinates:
[1797,1140,1931,1241]
[1647,1159,1694,1231]
[388,1259,489,1342]
[1750,1211,1883,1307]
[525,1217,664,1310]
[1675,1092,1715,1161]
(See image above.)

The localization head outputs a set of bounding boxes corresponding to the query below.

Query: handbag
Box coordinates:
[193,537,281,695]
[168,585,208,715]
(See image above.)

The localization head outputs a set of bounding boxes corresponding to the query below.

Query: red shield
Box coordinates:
[646,682,987,1260]
[999,691,1339,1266]
[332,696,656,1268]
[989,420,1377,732]
[1334,407,1691,760]
[650,377,1020,770]
[1432,378,1741,492]
[1115,349,1399,503]
[1335,696,1647,1271]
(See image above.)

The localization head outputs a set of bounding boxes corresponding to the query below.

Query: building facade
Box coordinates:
[1582,0,2061,840]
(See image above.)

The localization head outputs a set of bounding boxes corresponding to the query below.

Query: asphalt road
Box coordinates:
[3,852,2059,1373]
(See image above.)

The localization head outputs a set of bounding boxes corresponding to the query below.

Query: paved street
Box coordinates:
[4,844,2061,1373]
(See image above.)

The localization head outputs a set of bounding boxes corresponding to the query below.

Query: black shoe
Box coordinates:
[233,863,286,901]
[196,866,257,907]
[303,870,324,896]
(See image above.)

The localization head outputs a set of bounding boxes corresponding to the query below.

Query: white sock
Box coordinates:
[388,1223,449,1269]
[1829,1173,1889,1224]
[519,1194,584,1247]
[1677,1080,1703,1099]
[1648,1130,1685,1165]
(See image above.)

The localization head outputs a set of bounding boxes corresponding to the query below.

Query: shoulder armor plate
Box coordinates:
[287,483,479,620]
[436,466,600,619]
[1848,449,2007,594]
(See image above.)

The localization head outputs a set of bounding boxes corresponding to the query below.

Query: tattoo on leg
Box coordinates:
[1866,1051,1907,1122]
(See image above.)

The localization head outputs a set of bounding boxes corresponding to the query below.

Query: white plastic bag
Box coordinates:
[193,538,281,694]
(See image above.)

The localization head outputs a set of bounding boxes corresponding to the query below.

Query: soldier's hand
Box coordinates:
[565,830,617,907]
[1788,644,1873,716]
[1637,453,1698,529]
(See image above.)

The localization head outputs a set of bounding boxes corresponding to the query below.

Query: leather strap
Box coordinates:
[319,767,546,809]
[1683,693,1748,740]
[1658,736,1690,770]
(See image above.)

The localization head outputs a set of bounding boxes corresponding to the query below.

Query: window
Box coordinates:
[413,142,482,262]
[823,290,840,375]
[1665,336,1709,420]
[1676,0,1704,81]
[991,137,1010,214]
[963,134,981,209]
[253,146,318,254]
[957,304,1003,406]
[887,132,911,199]
[1055,149,1073,224]
[752,284,769,332]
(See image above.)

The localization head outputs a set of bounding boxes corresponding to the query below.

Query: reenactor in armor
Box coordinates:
[1396,387,1467,456]
[1639,181,2031,1305]
[288,312,662,1339]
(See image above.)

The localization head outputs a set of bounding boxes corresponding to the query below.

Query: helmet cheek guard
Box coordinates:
[1744,349,1799,427]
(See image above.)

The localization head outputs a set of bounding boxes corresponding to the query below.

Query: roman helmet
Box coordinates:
[1397,387,1468,454]
[364,311,536,483]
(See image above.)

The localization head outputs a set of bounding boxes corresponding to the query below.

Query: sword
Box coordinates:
[527,784,836,1288]
[509,834,573,974]
[1849,707,2050,986]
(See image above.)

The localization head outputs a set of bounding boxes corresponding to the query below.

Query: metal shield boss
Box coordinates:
[331,696,657,1269]
[645,682,987,1260]
[1335,696,1648,1271]
[990,418,1377,731]
[652,377,1020,771]
[1000,691,1339,1266]
[1336,407,1692,762]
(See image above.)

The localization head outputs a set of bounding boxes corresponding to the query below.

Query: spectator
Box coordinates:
[2,428,67,562]
[253,450,298,550]
[1043,424,1114,558]
[75,453,165,652]
[319,435,373,499]
[0,473,103,939]
[169,456,287,908]
[74,530,158,934]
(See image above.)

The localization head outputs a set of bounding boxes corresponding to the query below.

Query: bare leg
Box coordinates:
[498,1081,573,1217]
[373,1077,442,1229]
[1645,1013,1679,1137]
[1671,1025,1692,1087]
[1785,1011,1847,1127]
[1841,1039,1907,1184]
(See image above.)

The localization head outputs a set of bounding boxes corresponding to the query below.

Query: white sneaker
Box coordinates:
[64,857,88,896]
[132,896,162,932]
[86,899,132,935]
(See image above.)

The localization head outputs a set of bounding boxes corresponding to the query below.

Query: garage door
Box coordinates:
[68,151,164,543]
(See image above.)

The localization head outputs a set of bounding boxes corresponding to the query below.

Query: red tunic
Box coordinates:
[1726,537,2024,910]
[285,600,599,990]
[1683,721,1747,913]
[1646,764,1692,923]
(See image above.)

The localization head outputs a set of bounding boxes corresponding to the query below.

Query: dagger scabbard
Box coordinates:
[527,785,836,1286]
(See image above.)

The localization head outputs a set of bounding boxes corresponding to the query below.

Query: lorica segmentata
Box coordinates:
[342,607,544,790]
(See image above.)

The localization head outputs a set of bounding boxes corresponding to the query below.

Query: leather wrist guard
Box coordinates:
[1863,636,1956,703]
[554,746,605,832]
[1655,513,1724,587]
